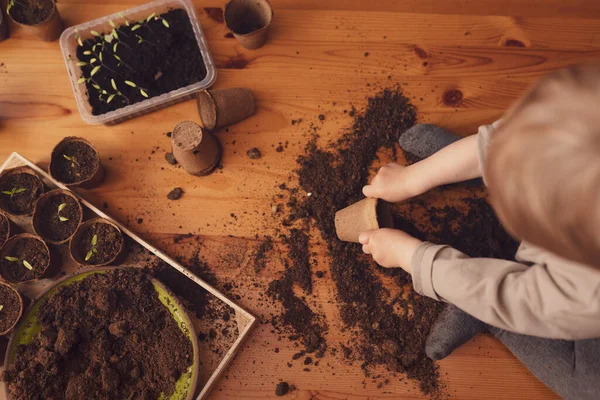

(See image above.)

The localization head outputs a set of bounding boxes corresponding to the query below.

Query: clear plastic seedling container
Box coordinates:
[59,0,217,125]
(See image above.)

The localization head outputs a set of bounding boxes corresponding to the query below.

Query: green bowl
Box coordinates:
[3,267,200,400]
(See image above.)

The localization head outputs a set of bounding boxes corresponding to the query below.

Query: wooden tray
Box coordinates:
[0,152,257,400]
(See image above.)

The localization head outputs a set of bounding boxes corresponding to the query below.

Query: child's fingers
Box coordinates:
[358,232,371,244]
[362,184,375,198]
[362,244,371,254]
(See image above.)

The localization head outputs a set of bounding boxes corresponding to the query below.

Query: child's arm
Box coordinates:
[363,134,480,202]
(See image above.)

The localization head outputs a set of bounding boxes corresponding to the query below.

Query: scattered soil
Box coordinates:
[253,236,273,273]
[8,0,54,25]
[0,236,49,282]
[76,9,207,116]
[167,187,183,200]
[0,284,21,334]
[247,148,262,160]
[2,269,194,399]
[0,170,44,215]
[35,193,81,242]
[275,381,290,396]
[50,141,100,185]
[284,229,312,293]
[165,152,177,165]
[73,222,123,265]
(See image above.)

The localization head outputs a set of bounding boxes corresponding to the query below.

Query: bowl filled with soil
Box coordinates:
[2,267,200,399]
[0,233,50,283]
[59,0,216,125]
[49,137,105,189]
[69,218,125,267]
[32,189,83,245]
[0,211,12,249]
[0,167,45,217]
[0,282,23,336]
[6,0,62,41]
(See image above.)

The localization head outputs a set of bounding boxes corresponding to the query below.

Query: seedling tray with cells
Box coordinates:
[0,153,256,400]
[60,0,216,125]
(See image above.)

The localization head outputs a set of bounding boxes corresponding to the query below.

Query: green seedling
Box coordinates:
[58,203,69,222]
[63,154,80,169]
[0,305,4,312]
[85,234,99,262]
[1,187,26,197]
[6,0,24,15]
[4,256,33,270]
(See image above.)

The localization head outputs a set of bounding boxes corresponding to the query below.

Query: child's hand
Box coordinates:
[358,228,422,272]
[362,163,419,203]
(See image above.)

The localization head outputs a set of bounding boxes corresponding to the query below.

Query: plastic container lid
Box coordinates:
[59,0,217,125]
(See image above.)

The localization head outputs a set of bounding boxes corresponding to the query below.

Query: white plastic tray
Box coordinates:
[59,0,217,125]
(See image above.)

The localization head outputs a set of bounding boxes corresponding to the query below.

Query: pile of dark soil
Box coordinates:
[76,9,207,116]
[253,236,273,273]
[271,88,519,395]
[9,0,53,25]
[2,269,193,400]
[50,141,99,184]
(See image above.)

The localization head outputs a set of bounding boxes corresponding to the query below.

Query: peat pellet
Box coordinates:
[167,188,183,200]
[7,0,63,41]
[69,218,125,267]
[32,189,83,245]
[275,382,289,396]
[165,152,177,165]
[224,0,273,50]
[247,148,261,159]
[197,88,256,131]
[49,137,104,189]
[0,234,50,283]
[172,121,221,176]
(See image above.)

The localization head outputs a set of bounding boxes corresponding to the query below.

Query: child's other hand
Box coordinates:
[358,228,422,272]
[362,163,418,203]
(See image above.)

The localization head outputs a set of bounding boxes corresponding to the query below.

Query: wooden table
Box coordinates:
[2,0,600,398]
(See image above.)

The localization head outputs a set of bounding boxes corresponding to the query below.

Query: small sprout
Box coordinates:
[91,30,101,37]
[63,154,79,168]
[99,52,103,62]
[125,80,137,87]
[162,19,170,28]
[0,305,3,312]
[114,54,122,62]
[107,94,115,103]
[77,77,87,84]
[58,203,67,212]
[59,216,69,222]
[92,234,98,246]
[111,79,117,91]
[119,12,130,26]
[112,29,118,40]
[22,260,33,270]
[147,13,156,22]
[131,24,141,31]
[63,154,73,161]
[90,58,97,64]
[109,20,116,28]
[78,37,84,47]
[4,256,19,262]
[58,203,69,222]
[83,50,92,55]
[92,44,97,52]
[76,61,88,67]
[90,65,101,76]
[92,84,101,90]
[1,187,26,197]
[86,234,99,261]
[113,43,119,52]
[140,89,148,98]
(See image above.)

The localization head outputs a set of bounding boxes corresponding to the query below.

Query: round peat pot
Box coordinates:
[335,198,394,243]
[7,0,62,42]
[0,8,9,42]
[172,121,222,176]
[196,88,256,131]
[0,233,50,283]
[0,282,23,336]
[49,136,105,189]
[69,218,124,267]
[224,0,273,50]
[0,167,45,217]
[0,211,13,249]
[3,267,200,400]
[32,189,83,245]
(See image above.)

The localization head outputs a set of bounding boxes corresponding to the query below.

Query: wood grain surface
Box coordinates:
[2,0,600,398]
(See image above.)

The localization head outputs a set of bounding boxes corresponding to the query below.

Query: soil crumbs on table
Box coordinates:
[2,268,193,400]
[76,9,207,116]
[267,88,519,396]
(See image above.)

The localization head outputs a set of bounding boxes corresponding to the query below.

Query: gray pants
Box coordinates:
[400,124,600,400]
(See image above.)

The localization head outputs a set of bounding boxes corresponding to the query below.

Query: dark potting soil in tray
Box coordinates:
[76,9,207,116]
[51,141,99,184]
[9,0,54,25]
[0,172,44,215]
[1,237,48,282]
[2,269,193,400]
[0,214,9,245]
[75,222,123,265]
[0,284,21,333]
[272,88,519,395]
[36,194,81,242]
